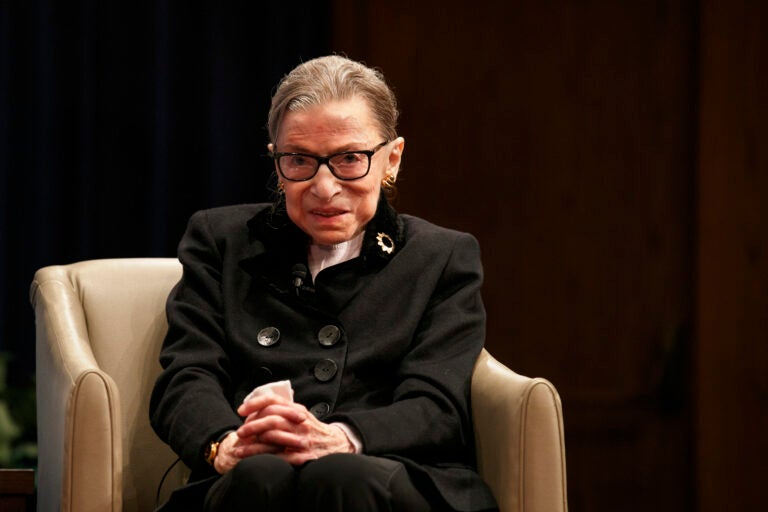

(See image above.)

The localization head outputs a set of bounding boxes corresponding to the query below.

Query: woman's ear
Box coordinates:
[388,137,405,178]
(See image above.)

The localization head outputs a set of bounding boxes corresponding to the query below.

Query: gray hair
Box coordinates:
[268,55,399,144]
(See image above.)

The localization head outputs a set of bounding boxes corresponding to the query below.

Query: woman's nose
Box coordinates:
[310,164,341,200]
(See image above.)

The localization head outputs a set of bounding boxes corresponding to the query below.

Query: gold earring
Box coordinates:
[381,174,396,191]
[278,181,285,193]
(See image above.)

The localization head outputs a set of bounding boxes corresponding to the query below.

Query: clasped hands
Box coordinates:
[213,394,354,474]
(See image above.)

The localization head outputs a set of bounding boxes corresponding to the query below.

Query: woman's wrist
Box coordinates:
[204,430,237,466]
[331,422,362,454]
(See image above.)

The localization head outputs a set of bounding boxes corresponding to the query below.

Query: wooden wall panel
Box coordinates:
[697,1,768,510]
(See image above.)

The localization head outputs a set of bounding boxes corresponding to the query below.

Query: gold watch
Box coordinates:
[204,440,221,466]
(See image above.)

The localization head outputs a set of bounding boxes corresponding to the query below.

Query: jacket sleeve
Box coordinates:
[149,210,243,472]
[328,231,485,464]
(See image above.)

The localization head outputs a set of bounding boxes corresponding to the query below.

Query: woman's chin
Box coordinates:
[311,234,351,245]
[308,226,362,246]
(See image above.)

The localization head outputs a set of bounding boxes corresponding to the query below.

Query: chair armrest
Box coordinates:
[31,266,123,512]
[472,349,568,512]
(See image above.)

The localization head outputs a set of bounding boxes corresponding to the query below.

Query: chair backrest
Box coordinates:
[32,258,187,511]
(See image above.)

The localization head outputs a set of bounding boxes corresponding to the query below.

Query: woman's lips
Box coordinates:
[310,208,346,218]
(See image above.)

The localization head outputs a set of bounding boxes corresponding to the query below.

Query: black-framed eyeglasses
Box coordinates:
[270,141,389,182]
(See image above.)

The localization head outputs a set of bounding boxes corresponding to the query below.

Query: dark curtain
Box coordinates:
[0,1,331,387]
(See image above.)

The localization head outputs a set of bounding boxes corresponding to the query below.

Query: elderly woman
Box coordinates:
[150,55,498,512]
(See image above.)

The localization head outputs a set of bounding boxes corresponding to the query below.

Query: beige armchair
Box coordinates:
[31,258,567,512]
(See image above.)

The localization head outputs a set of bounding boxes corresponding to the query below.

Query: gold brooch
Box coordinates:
[376,232,395,254]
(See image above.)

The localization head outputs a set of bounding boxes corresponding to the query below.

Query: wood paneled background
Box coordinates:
[333,1,766,510]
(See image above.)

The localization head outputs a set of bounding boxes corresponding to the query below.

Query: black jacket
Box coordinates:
[150,197,497,511]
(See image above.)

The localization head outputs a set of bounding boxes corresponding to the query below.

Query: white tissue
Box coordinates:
[242,379,294,404]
